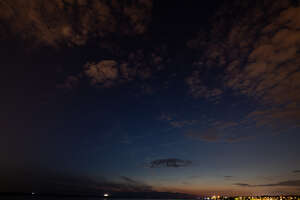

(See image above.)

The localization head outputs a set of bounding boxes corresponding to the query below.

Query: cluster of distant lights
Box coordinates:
[203,196,299,200]
[204,195,222,200]
[101,194,299,200]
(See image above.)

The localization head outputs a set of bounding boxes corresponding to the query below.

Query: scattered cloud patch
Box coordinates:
[84,60,119,88]
[186,70,223,100]
[186,0,300,131]
[62,46,169,89]
[0,0,153,47]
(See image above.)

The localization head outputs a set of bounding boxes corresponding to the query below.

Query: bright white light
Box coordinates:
[32,192,35,195]
[104,193,109,197]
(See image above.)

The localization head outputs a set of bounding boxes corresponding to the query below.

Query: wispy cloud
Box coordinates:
[185,120,250,143]
[186,128,220,142]
[234,180,300,187]
[147,158,192,168]
[159,113,198,128]
[234,183,252,187]
[119,176,152,192]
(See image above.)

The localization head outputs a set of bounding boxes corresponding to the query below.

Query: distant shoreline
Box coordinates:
[0,192,196,199]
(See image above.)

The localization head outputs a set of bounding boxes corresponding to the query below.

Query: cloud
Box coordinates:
[293,170,300,173]
[83,59,155,88]
[119,176,152,192]
[159,113,198,128]
[189,175,201,179]
[120,176,139,185]
[224,135,253,143]
[212,121,238,129]
[234,180,300,187]
[186,0,300,130]
[224,176,233,178]
[185,70,223,100]
[169,120,198,128]
[246,103,300,130]
[84,60,119,88]
[185,120,249,143]
[65,46,169,89]
[0,0,153,47]
[234,183,251,187]
[148,158,192,168]
[186,128,220,142]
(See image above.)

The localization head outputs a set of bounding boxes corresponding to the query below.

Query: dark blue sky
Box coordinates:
[1,0,300,196]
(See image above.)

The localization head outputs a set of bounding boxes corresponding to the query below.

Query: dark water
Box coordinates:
[0,197,110,200]
[0,198,139,200]
[0,197,176,200]
[0,198,127,200]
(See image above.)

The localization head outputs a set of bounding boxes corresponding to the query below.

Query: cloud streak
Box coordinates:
[234,180,300,187]
[159,113,198,128]
[148,158,192,168]
[185,120,250,143]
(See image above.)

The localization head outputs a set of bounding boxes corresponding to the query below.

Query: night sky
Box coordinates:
[1,0,300,196]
